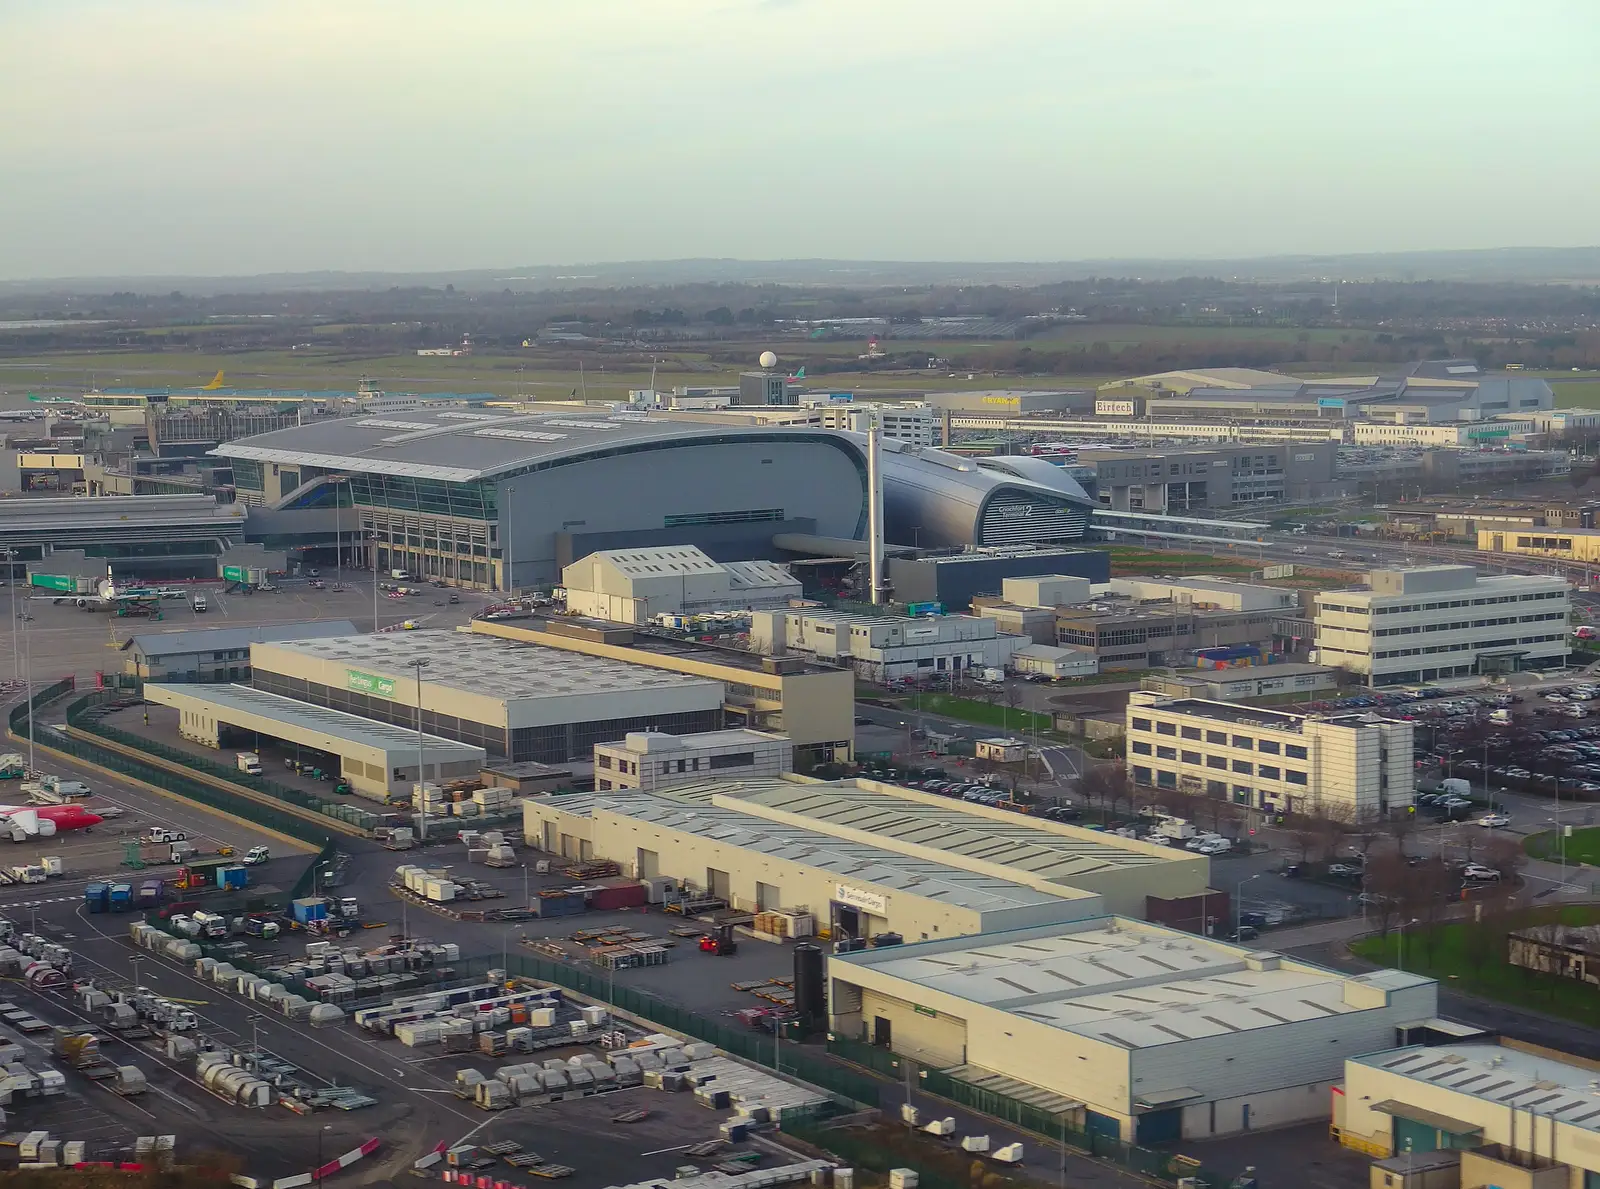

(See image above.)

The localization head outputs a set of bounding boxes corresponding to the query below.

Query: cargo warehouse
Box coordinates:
[521,776,1206,938]
[144,681,487,801]
[249,630,727,765]
[473,617,855,765]
[829,919,1437,1144]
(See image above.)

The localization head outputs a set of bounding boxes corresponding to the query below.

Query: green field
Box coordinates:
[1350,904,1600,1028]
[894,693,1052,734]
[1524,826,1600,865]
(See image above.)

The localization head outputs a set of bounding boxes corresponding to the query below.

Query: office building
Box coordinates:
[560,546,800,625]
[1124,693,1414,820]
[736,371,796,407]
[749,609,1025,683]
[1077,443,1339,511]
[248,630,727,765]
[830,919,1436,1143]
[1139,663,1337,702]
[1314,566,1569,686]
[593,729,793,793]
[1055,600,1283,672]
[472,616,854,766]
[1103,576,1300,613]
[1353,421,1534,446]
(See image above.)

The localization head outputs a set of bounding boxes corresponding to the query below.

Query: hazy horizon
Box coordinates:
[4,0,1596,281]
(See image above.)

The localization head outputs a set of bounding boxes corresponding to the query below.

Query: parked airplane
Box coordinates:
[200,370,226,390]
[0,804,102,839]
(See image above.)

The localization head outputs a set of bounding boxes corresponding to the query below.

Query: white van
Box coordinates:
[191,593,207,613]
[390,569,411,581]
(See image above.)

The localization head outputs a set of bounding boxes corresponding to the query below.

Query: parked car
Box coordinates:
[1477,813,1512,828]
[1327,863,1364,879]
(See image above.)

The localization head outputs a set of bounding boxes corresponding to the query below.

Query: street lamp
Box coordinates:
[412,659,431,842]
[315,1124,333,1187]
[503,484,515,596]
[1234,872,1266,938]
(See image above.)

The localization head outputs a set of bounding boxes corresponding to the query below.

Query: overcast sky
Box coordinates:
[3,0,1596,279]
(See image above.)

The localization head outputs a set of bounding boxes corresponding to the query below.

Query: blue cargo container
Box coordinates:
[109,883,133,912]
[84,882,109,913]
[532,892,585,918]
[216,865,247,891]
[291,897,329,924]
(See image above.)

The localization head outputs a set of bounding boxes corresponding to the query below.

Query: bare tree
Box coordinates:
[1363,850,1410,939]
[1075,763,1132,823]
[1409,857,1455,963]
[1478,834,1527,884]
[1387,808,1419,860]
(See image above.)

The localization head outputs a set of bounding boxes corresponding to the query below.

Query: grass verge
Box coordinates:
[1525,827,1600,865]
[1349,904,1600,1028]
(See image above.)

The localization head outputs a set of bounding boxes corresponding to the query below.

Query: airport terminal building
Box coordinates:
[212,407,1098,590]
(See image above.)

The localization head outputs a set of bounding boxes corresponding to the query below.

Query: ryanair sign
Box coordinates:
[981,395,1021,407]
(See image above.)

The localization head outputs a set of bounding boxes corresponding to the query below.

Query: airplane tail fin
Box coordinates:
[201,370,225,390]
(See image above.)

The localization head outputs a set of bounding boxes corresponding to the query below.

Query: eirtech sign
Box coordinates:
[347,669,396,698]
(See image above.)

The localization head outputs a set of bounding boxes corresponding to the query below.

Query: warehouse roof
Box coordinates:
[546,790,1099,917]
[833,919,1432,1050]
[675,779,1191,881]
[212,406,858,483]
[123,619,359,658]
[144,682,485,760]
[1353,1044,1600,1134]
[256,631,723,702]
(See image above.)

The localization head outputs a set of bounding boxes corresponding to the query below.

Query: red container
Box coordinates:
[586,878,647,912]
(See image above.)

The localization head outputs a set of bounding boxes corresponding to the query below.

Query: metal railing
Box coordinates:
[825,1034,1228,1188]
[502,951,880,1109]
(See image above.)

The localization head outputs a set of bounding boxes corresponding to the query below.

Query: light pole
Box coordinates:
[21,584,33,776]
[334,480,343,590]
[315,1124,332,1187]
[503,484,515,596]
[412,658,430,842]
[1234,871,1266,938]
[4,549,18,687]
[370,530,380,631]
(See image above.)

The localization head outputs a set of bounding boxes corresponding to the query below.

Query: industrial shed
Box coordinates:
[829,919,1437,1144]
[145,682,486,801]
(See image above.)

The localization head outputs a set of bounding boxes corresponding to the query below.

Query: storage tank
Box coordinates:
[794,942,826,1029]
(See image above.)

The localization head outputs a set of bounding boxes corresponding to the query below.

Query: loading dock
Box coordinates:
[143,682,487,802]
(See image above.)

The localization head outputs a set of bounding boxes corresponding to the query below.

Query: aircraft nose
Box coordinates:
[81,811,103,826]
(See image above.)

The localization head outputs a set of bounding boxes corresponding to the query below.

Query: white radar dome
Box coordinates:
[758,350,778,369]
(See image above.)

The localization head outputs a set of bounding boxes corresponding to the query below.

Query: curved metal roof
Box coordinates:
[212,408,867,484]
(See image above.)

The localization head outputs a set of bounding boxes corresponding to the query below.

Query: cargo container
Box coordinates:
[587,879,647,912]
[215,865,247,891]
[291,897,329,924]
[533,891,585,918]
[109,884,133,912]
[136,880,164,907]
[83,882,109,913]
